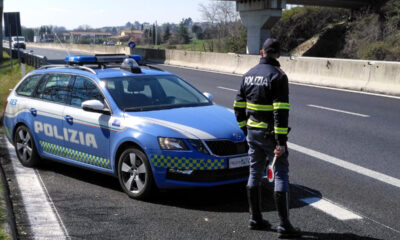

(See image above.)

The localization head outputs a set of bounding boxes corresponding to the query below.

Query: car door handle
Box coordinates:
[29,108,37,116]
[64,115,73,123]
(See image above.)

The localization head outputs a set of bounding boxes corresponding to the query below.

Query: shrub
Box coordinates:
[272,6,350,52]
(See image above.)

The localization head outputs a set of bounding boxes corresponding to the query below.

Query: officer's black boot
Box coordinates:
[247,186,271,230]
[274,191,302,238]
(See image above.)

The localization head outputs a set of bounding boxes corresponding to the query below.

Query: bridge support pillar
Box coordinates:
[237,0,286,54]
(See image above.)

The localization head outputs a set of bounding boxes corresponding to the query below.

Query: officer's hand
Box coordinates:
[274,146,286,157]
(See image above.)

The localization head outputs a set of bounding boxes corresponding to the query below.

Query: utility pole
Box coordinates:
[0,0,4,63]
[155,21,158,46]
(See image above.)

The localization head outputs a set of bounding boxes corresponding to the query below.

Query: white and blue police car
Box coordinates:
[2,54,249,199]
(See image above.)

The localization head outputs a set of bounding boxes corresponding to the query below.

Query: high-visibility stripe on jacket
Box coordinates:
[233,57,290,146]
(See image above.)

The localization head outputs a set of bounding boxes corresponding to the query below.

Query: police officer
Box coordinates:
[234,38,301,238]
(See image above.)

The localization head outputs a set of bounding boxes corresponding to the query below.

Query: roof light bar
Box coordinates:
[65,54,142,65]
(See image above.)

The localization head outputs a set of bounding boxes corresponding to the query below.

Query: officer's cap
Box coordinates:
[262,38,280,54]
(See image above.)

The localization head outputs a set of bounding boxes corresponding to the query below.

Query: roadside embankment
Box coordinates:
[0,51,35,114]
[27,43,400,96]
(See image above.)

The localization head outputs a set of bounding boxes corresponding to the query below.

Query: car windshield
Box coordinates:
[13,37,25,41]
[102,75,211,111]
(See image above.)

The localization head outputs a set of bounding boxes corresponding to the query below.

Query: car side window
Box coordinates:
[71,76,104,107]
[16,75,43,97]
[36,74,72,103]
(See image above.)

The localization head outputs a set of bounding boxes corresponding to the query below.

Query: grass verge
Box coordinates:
[0,51,35,111]
[0,128,12,240]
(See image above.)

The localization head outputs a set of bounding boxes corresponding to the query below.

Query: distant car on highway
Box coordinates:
[2,54,249,199]
[10,36,26,49]
[103,41,116,46]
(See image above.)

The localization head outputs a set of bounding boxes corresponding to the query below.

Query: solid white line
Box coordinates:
[158,63,241,77]
[308,104,370,118]
[7,142,69,240]
[300,197,362,220]
[292,82,400,100]
[288,142,400,189]
[157,63,400,100]
[228,107,399,190]
[218,86,237,92]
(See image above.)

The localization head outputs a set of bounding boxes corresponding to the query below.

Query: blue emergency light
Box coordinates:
[65,54,142,65]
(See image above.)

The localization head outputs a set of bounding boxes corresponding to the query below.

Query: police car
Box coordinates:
[2,54,249,199]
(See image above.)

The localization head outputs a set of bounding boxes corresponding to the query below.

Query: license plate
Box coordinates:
[229,156,250,169]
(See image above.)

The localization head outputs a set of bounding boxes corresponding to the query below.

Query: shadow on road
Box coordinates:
[297,232,382,240]
[36,159,324,214]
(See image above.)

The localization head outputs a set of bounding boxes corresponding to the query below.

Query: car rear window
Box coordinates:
[16,75,43,97]
[36,74,72,103]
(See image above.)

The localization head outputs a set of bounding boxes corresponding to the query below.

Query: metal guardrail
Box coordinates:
[3,46,48,69]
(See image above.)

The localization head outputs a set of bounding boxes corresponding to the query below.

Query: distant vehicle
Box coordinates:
[11,36,26,49]
[103,41,116,46]
[2,54,249,199]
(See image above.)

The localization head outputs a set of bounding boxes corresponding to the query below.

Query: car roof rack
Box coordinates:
[39,55,161,75]
[38,65,97,75]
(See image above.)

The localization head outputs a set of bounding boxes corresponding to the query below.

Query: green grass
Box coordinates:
[0,180,11,240]
[0,51,35,111]
[0,128,11,240]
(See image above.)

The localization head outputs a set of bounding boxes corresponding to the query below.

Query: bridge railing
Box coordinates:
[3,46,48,69]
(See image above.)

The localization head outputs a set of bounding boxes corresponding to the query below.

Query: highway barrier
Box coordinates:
[26,43,400,96]
[4,46,47,68]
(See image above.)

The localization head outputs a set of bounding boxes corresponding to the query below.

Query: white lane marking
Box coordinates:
[218,86,237,92]
[157,63,400,100]
[229,107,398,189]
[300,197,362,220]
[6,142,70,240]
[292,82,400,100]
[288,142,400,189]
[307,104,370,118]
[228,107,396,225]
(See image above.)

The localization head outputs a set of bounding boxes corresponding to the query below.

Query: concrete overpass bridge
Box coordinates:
[223,0,383,54]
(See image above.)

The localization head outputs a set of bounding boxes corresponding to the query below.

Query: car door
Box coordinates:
[62,75,112,171]
[31,73,73,156]
[8,74,43,139]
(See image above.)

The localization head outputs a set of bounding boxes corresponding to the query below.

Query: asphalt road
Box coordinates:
[1,46,400,239]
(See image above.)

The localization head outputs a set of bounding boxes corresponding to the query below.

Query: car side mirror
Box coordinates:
[82,100,110,115]
[203,92,213,102]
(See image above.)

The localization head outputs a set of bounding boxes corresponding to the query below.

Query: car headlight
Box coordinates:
[158,137,188,150]
[187,139,210,155]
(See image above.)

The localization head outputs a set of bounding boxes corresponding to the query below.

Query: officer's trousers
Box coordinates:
[246,128,289,192]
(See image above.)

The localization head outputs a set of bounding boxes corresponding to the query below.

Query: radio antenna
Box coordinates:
[53,32,70,56]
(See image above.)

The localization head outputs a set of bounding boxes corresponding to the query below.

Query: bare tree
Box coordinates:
[75,24,92,32]
[0,0,3,63]
[198,1,245,53]
[199,2,218,25]
[199,1,239,38]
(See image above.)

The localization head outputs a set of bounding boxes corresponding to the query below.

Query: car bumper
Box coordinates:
[149,151,249,188]
[13,43,26,48]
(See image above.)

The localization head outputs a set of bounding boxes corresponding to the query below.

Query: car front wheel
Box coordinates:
[118,147,154,199]
[14,125,40,167]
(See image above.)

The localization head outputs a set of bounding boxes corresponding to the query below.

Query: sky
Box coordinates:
[3,0,207,30]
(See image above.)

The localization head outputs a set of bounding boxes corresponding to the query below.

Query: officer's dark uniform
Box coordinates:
[234,39,301,238]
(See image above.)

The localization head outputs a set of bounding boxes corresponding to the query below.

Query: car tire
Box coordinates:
[118,147,154,200]
[14,125,40,167]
